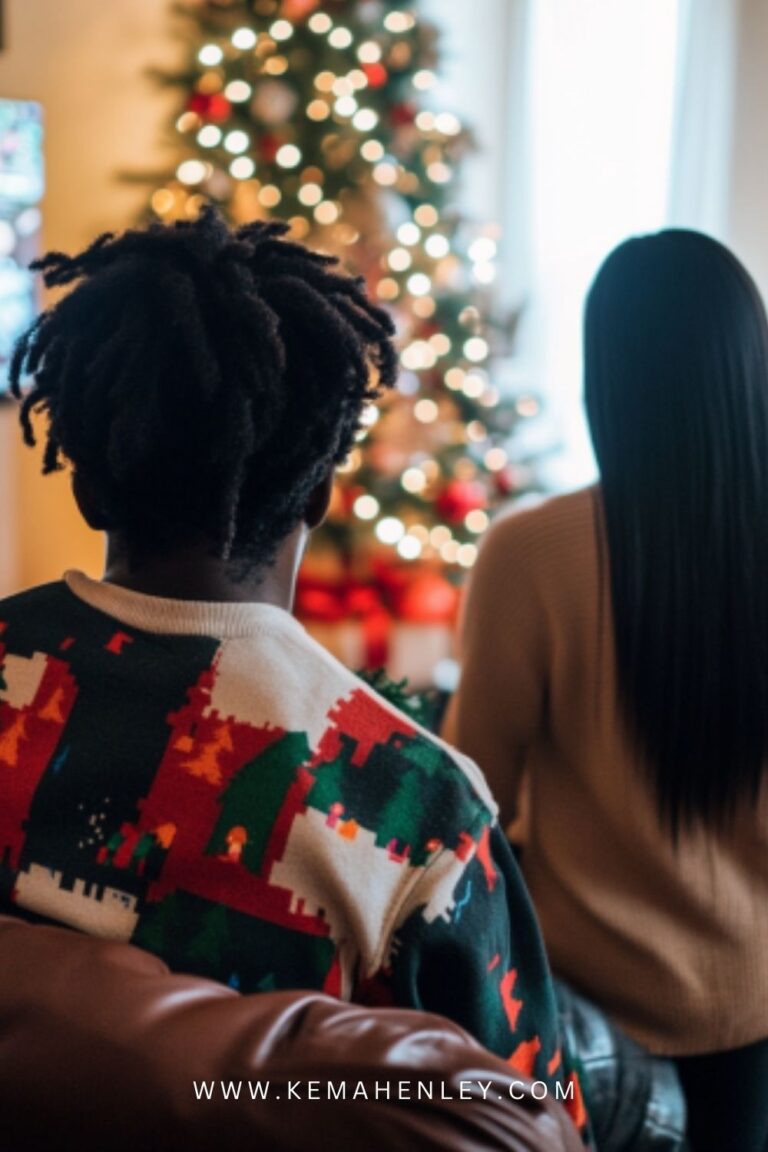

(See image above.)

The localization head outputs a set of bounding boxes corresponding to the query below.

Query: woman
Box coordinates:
[444,230,768,1152]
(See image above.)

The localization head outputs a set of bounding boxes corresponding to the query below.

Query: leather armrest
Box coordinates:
[0,915,581,1152]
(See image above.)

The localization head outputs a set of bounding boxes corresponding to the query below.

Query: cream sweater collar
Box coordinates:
[64,569,307,641]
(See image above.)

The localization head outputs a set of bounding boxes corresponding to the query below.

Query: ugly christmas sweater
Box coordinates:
[0,570,586,1129]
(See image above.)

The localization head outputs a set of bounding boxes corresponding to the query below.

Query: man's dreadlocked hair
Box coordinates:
[10,207,397,566]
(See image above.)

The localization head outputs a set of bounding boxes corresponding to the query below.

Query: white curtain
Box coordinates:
[667,0,738,238]
[512,0,683,487]
[517,0,743,488]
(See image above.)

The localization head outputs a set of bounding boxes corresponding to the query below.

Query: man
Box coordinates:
[1,208,584,1130]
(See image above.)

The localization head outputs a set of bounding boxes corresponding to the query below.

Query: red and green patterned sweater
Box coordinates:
[0,570,587,1132]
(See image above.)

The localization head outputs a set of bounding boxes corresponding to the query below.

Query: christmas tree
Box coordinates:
[146,0,544,605]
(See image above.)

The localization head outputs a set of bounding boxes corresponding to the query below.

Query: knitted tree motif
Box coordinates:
[307,725,482,865]
[208,730,311,873]
[304,741,353,818]
[391,732,488,853]
[375,760,425,863]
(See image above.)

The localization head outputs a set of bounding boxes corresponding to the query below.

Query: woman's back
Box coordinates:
[446,484,768,1056]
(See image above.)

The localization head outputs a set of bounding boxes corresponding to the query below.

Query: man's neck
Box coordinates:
[102,531,307,610]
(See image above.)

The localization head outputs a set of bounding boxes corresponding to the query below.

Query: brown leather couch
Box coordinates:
[0,915,582,1152]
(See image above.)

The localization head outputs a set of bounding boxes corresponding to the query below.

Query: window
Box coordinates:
[521,0,682,485]
[425,0,685,489]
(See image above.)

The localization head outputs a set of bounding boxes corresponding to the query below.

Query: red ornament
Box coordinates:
[258,132,281,162]
[436,480,488,523]
[363,63,388,89]
[209,94,233,123]
[390,102,416,127]
[187,92,232,124]
[281,0,320,18]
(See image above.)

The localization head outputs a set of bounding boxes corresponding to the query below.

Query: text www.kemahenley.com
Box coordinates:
[193,1078,575,1103]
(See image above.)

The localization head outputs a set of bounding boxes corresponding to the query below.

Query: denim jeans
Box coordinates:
[556,980,688,1151]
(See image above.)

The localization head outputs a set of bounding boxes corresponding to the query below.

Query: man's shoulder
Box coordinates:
[0,582,77,643]
[279,626,499,837]
[0,581,70,617]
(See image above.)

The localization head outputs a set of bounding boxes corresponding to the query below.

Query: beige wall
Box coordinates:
[0,0,179,593]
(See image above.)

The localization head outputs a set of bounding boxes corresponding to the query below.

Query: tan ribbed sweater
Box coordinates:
[444,485,768,1056]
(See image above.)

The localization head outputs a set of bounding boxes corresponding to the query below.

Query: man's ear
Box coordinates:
[304,470,335,530]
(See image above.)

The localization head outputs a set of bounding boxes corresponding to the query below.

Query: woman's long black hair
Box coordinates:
[585,229,768,834]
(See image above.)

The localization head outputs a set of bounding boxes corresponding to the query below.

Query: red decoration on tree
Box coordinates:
[390,102,417,127]
[187,92,232,123]
[258,133,282,163]
[435,480,487,524]
[363,63,389,89]
[281,0,321,18]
